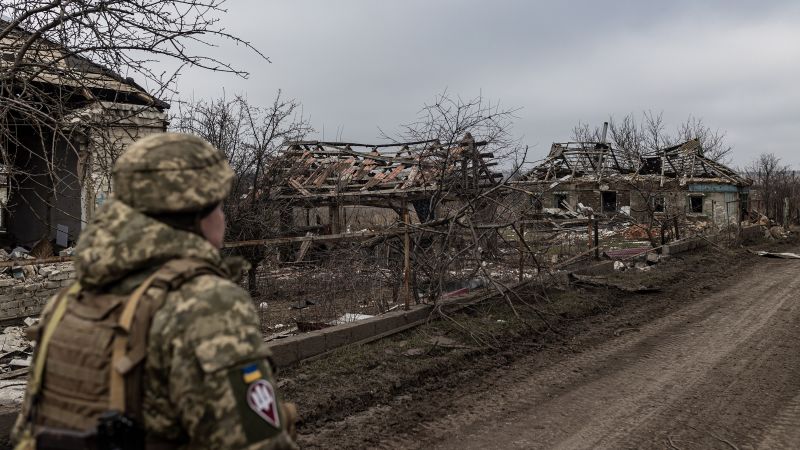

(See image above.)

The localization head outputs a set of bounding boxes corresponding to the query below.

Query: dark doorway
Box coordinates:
[601,191,617,213]
[553,193,568,209]
[690,196,703,213]
[739,193,749,220]
[652,196,665,213]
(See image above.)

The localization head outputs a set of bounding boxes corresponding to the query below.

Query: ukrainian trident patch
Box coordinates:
[246,379,281,428]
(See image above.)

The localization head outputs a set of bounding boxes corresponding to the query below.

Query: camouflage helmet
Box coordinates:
[112,132,234,214]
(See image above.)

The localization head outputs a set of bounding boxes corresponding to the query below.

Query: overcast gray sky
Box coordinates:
[163,0,800,168]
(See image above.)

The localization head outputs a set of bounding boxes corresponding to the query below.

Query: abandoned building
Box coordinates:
[0,19,168,248]
[272,135,501,236]
[514,139,752,227]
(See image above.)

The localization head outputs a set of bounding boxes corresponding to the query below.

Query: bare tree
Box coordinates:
[572,112,731,163]
[0,0,265,246]
[174,91,312,291]
[744,152,794,223]
[377,91,530,306]
[673,115,732,163]
[1,0,264,92]
[387,90,520,156]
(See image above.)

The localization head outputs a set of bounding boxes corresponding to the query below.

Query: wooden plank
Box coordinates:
[0,368,29,380]
[380,164,406,185]
[402,166,419,189]
[288,178,311,196]
[360,171,387,191]
[223,228,417,248]
[295,232,314,262]
[312,165,335,187]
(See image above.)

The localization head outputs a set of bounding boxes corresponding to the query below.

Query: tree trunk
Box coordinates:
[248,265,258,295]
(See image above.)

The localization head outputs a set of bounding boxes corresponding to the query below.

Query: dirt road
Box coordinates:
[380,254,800,449]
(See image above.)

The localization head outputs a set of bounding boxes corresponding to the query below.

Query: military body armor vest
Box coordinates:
[18,259,223,447]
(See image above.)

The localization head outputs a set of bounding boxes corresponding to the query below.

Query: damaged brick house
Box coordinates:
[514,139,752,227]
[0,19,168,248]
[272,135,500,235]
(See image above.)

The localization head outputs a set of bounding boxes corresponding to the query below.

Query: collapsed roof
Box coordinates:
[641,140,749,185]
[274,134,502,204]
[0,18,167,109]
[523,139,750,186]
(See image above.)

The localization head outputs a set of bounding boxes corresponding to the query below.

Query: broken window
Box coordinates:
[601,191,617,213]
[652,196,665,213]
[689,195,703,213]
[553,193,568,209]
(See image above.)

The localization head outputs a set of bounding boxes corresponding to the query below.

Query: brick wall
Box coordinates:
[0,263,75,321]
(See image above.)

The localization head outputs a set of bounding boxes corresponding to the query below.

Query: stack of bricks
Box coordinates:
[0,264,76,321]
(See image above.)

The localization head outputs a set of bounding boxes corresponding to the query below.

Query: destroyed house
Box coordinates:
[0,19,168,248]
[269,135,501,234]
[515,139,751,226]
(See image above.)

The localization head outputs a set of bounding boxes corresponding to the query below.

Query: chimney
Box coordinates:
[600,122,609,144]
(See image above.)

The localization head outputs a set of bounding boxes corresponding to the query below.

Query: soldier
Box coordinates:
[12,133,299,449]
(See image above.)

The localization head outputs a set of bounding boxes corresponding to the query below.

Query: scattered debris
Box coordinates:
[290,299,317,310]
[749,250,800,259]
[10,247,30,259]
[426,335,471,349]
[10,357,31,368]
[768,226,790,240]
[0,368,29,380]
[569,273,660,293]
[604,247,651,260]
[646,252,660,264]
[29,239,54,259]
[0,321,36,383]
[264,326,299,342]
[296,321,330,332]
[0,380,27,407]
[613,327,640,337]
[403,348,425,357]
[330,313,374,326]
[0,327,30,354]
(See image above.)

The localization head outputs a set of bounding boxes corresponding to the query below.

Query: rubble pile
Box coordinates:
[0,320,34,372]
[0,248,76,320]
[0,319,36,408]
[743,210,792,241]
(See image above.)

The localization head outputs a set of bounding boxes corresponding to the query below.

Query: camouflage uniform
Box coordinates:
[14,133,299,449]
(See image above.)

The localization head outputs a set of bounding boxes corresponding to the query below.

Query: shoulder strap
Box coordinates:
[109,258,223,413]
[28,283,82,399]
[109,270,164,412]
[152,258,225,290]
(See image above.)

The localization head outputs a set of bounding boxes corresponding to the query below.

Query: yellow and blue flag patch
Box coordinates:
[242,363,262,383]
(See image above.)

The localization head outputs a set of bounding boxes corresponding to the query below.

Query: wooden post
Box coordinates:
[711,200,716,227]
[725,202,731,241]
[784,197,789,230]
[674,217,680,240]
[403,202,411,310]
[593,218,600,260]
[328,205,338,234]
[518,223,526,282]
